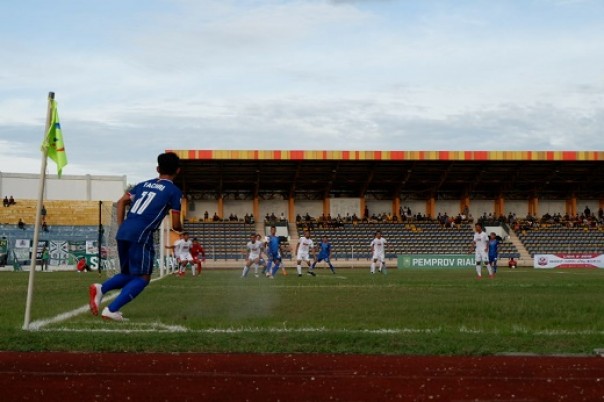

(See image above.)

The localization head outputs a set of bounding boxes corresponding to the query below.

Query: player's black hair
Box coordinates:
[270,225,276,229]
[157,152,180,175]
[375,230,382,235]
[475,222,483,229]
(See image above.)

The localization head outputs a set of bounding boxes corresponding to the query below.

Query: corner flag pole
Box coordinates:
[23,91,55,330]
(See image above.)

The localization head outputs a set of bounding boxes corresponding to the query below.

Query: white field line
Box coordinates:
[27,276,166,331]
[39,325,604,336]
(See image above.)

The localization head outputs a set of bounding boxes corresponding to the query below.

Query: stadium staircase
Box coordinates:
[288,222,299,246]
[516,225,604,257]
[506,230,532,266]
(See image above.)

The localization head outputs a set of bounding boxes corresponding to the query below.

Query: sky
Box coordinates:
[0,0,603,184]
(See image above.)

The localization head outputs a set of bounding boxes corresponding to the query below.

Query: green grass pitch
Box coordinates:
[1,267,603,355]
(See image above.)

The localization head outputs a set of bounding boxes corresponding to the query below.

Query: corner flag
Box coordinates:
[41,100,68,177]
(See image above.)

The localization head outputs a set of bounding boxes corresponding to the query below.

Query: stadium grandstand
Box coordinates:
[167,150,604,267]
[2,150,603,270]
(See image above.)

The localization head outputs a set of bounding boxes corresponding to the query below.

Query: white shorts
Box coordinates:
[475,251,488,263]
[248,253,260,261]
[177,252,193,262]
[372,252,385,262]
[296,252,310,262]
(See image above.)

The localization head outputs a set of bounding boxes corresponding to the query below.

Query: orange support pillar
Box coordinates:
[217,196,224,220]
[180,196,188,221]
[392,196,401,220]
[253,196,260,222]
[426,196,435,220]
[565,196,577,216]
[323,197,330,217]
[528,196,539,217]
[494,195,505,218]
[289,196,295,222]
[460,195,470,215]
[360,197,366,219]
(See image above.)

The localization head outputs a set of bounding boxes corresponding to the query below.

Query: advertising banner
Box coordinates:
[68,240,104,270]
[533,253,604,269]
[49,240,69,266]
[398,254,475,269]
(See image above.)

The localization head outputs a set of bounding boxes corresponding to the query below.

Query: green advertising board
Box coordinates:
[398,254,475,269]
[0,237,7,266]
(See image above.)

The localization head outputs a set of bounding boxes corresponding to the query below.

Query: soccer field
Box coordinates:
[2,267,604,355]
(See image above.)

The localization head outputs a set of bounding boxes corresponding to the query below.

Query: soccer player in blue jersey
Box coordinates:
[488,232,500,275]
[265,225,283,279]
[89,152,183,321]
[308,235,335,275]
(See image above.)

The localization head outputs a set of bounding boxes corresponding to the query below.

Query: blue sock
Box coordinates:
[310,262,316,270]
[266,260,273,274]
[108,276,149,312]
[101,273,132,294]
[271,262,280,276]
[329,264,335,272]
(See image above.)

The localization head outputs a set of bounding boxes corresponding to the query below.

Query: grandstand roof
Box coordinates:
[167,150,604,200]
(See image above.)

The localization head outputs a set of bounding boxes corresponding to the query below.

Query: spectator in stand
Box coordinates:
[9,196,15,206]
[280,212,286,222]
[41,246,50,271]
[212,212,220,222]
[42,221,49,232]
[204,211,209,221]
[2,196,8,207]
[598,207,604,220]
[270,212,277,222]
[584,205,591,218]
[17,218,25,230]
[41,205,47,221]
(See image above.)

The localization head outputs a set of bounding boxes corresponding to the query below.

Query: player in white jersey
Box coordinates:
[242,233,262,278]
[167,232,194,277]
[370,230,388,274]
[295,229,315,277]
[472,223,493,279]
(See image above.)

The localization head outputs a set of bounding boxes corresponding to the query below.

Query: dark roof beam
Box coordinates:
[289,162,303,198]
[360,164,377,197]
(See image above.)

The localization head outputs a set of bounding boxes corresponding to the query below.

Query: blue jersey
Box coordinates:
[488,239,499,258]
[116,178,182,244]
[266,235,281,256]
[318,242,331,258]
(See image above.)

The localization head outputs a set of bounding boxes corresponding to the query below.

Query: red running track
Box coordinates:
[0,352,603,401]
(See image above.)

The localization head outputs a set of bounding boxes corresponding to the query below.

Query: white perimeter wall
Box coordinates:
[260,199,288,220]
[0,172,126,201]
[295,200,322,219]
[578,200,599,215]
[224,200,253,218]
[435,200,459,216]
[505,200,528,217]
[401,201,424,216]
[330,198,360,218]
[366,200,391,216]
[469,200,495,217]
[188,200,218,220]
[539,200,565,215]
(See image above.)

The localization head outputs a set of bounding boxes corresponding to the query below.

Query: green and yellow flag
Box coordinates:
[41,100,68,178]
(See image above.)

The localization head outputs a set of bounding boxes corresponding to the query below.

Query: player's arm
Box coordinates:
[171,210,183,233]
[116,192,131,226]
